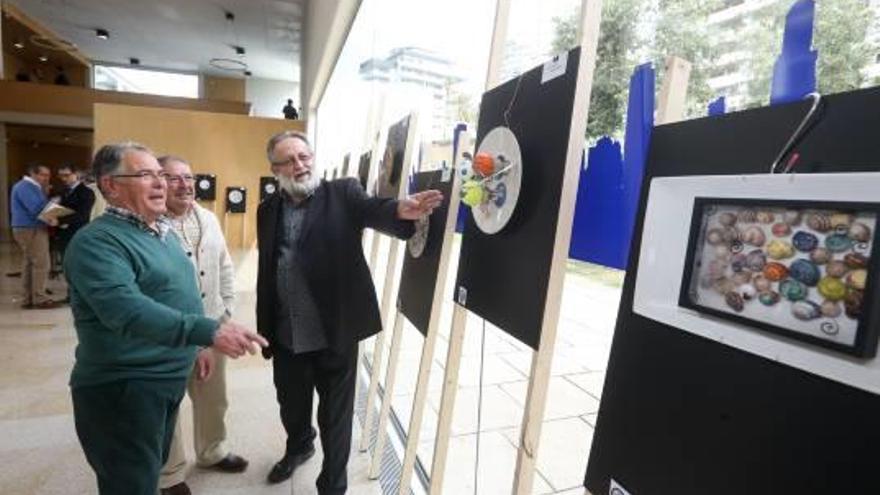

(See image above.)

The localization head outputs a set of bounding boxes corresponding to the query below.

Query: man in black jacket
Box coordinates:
[56,165,96,259]
[257,130,441,494]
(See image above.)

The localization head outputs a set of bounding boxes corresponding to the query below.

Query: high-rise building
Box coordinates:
[359,47,464,139]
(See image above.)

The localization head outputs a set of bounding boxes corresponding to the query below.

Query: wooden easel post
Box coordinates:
[360,111,421,452]
[656,55,692,125]
[396,134,467,494]
[428,0,512,490]
[369,308,404,478]
[511,1,602,494]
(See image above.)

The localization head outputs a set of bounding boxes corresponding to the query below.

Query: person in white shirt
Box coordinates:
[158,155,248,495]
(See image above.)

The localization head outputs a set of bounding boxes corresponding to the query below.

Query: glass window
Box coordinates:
[93,65,199,98]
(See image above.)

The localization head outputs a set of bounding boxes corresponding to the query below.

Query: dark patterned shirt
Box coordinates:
[276,197,326,354]
[105,206,171,240]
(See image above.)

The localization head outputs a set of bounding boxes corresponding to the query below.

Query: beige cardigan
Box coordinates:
[188,203,235,320]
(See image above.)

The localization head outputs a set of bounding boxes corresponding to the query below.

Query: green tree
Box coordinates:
[552,0,643,141]
[814,0,874,94]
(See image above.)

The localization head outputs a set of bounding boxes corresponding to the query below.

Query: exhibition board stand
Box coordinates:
[359,112,421,453]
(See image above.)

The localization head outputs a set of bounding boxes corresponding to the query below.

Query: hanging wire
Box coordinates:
[768,92,823,174]
[473,317,487,495]
[503,73,525,129]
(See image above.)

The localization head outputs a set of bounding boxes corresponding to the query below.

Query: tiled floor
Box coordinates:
[0,233,620,495]
[362,235,621,494]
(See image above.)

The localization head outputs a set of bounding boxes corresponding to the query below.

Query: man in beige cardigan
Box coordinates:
[158,156,248,495]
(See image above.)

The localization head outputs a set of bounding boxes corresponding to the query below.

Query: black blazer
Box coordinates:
[58,182,96,244]
[256,178,414,356]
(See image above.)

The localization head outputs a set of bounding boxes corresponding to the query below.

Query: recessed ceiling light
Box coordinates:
[129,57,140,65]
[13,40,24,49]
[234,45,246,56]
[244,70,252,77]
[38,55,49,62]
[95,28,109,40]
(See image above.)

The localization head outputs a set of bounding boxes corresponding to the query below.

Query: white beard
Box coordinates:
[278,173,320,200]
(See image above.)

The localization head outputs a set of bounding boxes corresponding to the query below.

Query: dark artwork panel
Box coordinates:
[679,198,880,358]
[455,47,580,350]
[358,151,371,192]
[342,153,351,177]
[585,87,880,495]
[259,176,278,202]
[398,170,454,336]
[194,173,216,200]
[376,115,411,199]
[225,186,246,213]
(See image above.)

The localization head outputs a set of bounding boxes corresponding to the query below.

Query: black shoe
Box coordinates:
[208,453,249,473]
[160,482,192,495]
[266,446,316,484]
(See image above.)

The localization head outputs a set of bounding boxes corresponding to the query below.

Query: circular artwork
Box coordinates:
[264,183,276,195]
[228,190,243,204]
[199,179,211,190]
[408,216,430,258]
[471,126,522,235]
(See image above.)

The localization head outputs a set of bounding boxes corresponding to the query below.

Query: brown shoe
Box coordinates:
[160,482,191,495]
[27,300,64,310]
[209,453,249,473]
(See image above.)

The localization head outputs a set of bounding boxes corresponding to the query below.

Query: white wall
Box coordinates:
[302,0,362,112]
[245,78,301,119]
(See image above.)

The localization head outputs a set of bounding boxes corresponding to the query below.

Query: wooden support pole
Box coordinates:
[359,111,420,452]
[369,309,405,478]
[428,302,468,494]
[485,0,513,91]
[511,0,603,494]
[656,55,692,125]
[397,133,467,494]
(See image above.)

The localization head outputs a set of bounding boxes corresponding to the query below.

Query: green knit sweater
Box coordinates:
[64,214,218,388]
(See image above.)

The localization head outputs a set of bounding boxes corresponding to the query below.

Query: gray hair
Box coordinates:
[92,141,152,191]
[266,130,310,163]
[92,141,152,182]
[157,155,190,168]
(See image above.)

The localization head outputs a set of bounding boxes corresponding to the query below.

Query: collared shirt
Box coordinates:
[275,196,326,354]
[105,206,171,240]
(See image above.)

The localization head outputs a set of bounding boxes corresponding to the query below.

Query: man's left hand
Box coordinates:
[195,348,216,381]
[397,190,444,220]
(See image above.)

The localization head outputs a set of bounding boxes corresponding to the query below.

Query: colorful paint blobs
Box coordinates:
[791,300,822,321]
[826,260,849,278]
[472,152,495,177]
[824,233,853,253]
[771,222,791,237]
[789,259,821,286]
[461,180,484,207]
[758,291,781,306]
[821,300,842,318]
[745,249,767,272]
[817,276,847,301]
[756,211,775,224]
[763,262,789,281]
[783,211,802,226]
[844,290,864,319]
[806,213,832,232]
[791,231,818,252]
[809,247,831,265]
[737,209,757,223]
[718,211,738,227]
[742,226,766,246]
[725,291,745,312]
[844,253,869,270]
[767,240,795,260]
[752,274,772,292]
[779,279,808,301]
[845,269,867,290]
[848,222,872,243]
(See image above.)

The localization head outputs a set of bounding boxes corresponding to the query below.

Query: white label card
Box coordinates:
[541,52,568,84]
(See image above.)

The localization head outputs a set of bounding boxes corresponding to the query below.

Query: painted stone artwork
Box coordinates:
[688,202,877,353]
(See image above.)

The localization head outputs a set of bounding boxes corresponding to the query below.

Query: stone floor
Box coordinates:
[0,234,620,495]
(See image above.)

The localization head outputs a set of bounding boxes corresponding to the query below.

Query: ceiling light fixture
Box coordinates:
[129,57,140,65]
[234,45,246,56]
[38,55,49,62]
[95,28,109,40]
[13,40,24,49]
[244,70,252,77]
[209,57,248,71]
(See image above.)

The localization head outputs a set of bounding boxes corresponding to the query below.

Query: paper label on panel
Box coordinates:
[610,479,633,495]
[541,52,568,84]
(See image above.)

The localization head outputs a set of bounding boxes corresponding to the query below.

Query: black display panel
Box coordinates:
[225,186,246,213]
[454,47,581,350]
[194,173,216,200]
[397,170,454,335]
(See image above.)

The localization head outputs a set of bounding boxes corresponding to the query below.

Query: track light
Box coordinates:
[38,55,48,62]
[234,45,246,56]
[129,57,140,65]
[95,28,109,40]
[13,40,24,49]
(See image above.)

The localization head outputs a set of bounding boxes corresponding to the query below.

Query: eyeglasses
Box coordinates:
[111,170,166,182]
[270,153,313,168]
[163,174,195,185]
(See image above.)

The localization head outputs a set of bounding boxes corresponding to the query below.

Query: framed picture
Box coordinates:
[679,197,880,357]
[375,115,410,199]
[225,186,246,213]
[194,173,216,201]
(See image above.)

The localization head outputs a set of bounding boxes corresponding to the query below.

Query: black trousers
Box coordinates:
[272,346,357,495]
[72,379,186,495]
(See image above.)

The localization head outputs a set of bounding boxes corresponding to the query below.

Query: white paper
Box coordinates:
[541,52,568,84]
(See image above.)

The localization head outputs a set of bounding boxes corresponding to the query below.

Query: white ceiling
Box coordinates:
[7,0,305,81]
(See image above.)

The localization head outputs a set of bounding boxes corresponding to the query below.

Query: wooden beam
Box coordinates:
[511,0,603,493]
[397,132,466,494]
[368,309,404,478]
[656,55,692,125]
[484,0,512,91]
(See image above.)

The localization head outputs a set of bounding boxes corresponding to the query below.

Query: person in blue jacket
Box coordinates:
[10,163,61,309]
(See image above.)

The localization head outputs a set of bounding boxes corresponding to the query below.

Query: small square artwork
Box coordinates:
[679,198,880,357]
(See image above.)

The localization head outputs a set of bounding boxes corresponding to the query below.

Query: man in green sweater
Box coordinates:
[64,142,267,495]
